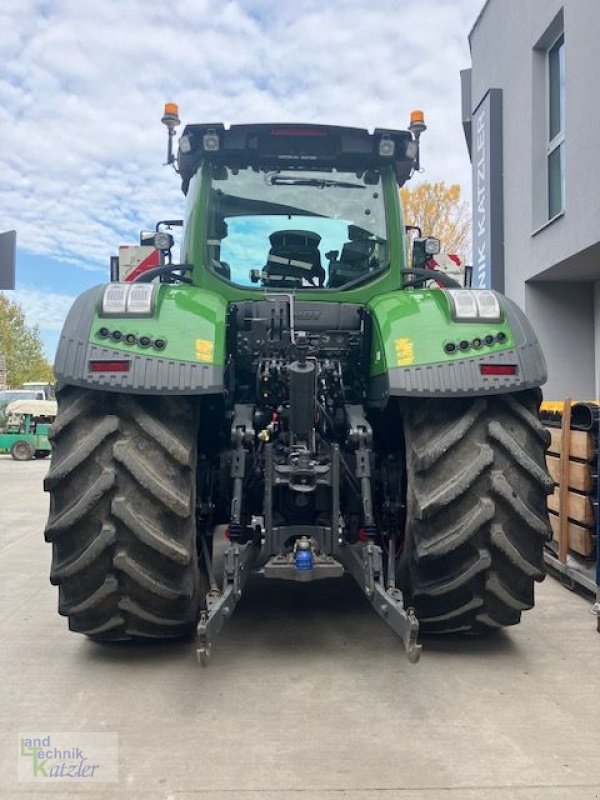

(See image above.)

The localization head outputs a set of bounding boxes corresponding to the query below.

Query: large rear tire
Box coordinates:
[398,389,553,633]
[44,386,203,641]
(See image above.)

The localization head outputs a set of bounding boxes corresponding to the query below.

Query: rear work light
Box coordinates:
[480,364,518,376]
[101,283,128,315]
[446,289,502,322]
[100,283,157,317]
[126,283,156,314]
[89,360,131,373]
[202,128,220,151]
[378,134,395,157]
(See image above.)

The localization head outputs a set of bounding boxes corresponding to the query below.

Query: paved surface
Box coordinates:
[0,454,599,800]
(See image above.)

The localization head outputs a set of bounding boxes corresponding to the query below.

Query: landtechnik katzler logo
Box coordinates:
[18,732,118,782]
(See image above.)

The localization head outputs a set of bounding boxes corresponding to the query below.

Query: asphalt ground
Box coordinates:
[0,455,599,800]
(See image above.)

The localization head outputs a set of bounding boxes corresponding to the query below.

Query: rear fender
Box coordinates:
[367,289,547,402]
[54,284,227,394]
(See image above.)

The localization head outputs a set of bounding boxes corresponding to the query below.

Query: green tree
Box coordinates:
[400,181,471,264]
[0,294,54,388]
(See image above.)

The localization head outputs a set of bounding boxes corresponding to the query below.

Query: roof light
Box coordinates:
[474,290,501,320]
[480,364,517,376]
[405,140,418,160]
[179,134,192,153]
[379,134,395,157]
[89,360,131,373]
[203,128,219,151]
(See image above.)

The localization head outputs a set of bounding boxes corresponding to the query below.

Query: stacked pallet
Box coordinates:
[542,400,599,562]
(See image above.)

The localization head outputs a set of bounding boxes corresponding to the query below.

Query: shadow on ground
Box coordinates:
[79,574,519,668]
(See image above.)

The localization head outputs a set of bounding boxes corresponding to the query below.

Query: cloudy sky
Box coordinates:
[1,0,482,358]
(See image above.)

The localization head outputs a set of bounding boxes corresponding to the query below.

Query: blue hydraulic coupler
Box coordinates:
[295,538,314,571]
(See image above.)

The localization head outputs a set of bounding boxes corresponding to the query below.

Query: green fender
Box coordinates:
[54,284,227,394]
[367,289,547,401]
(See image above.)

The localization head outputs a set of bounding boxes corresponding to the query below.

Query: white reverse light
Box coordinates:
[100,283,157,317]
[474,290,501,320]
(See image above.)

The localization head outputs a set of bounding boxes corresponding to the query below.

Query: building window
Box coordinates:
[547,33,565,219]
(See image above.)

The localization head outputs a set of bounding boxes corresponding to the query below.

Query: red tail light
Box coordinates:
[480,364,517,376]
[89,360,131,373]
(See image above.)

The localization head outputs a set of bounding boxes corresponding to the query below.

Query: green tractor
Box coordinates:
[44,108,553,662]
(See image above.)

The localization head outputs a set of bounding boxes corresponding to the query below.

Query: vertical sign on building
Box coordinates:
[472,89,504,292]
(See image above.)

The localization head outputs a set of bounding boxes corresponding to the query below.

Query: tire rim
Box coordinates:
[14,442,31,460]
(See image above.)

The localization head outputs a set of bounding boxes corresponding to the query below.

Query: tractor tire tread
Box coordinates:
[44,386,201,641]
[399,389,552,633]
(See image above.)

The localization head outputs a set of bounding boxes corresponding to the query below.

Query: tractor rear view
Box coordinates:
[44,109,553,662]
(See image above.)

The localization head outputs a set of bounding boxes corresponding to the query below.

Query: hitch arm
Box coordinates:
[196,541,258,665]
[338,541,421,663]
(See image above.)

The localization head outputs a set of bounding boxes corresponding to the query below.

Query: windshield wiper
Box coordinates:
[266,175,364,189]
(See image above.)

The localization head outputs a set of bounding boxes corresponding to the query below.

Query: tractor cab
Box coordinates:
[110,115,469,293]
[174,120,428,294]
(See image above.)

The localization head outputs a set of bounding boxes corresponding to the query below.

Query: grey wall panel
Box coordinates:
[525,282,595,399]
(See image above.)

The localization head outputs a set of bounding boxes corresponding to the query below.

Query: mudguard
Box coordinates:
[367,289,547,401]
[54,284,227,394]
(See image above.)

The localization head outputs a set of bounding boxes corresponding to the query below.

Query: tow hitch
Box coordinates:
[196,535,421,665]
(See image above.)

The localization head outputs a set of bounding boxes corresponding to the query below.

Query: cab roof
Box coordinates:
[177,122,416,192]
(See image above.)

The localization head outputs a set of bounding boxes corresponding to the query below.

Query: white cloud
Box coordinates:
[11,288,76,332]
[0,0,482,276]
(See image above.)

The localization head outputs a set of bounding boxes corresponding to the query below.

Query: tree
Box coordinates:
[400,181,471,264]
[0,294,54,388]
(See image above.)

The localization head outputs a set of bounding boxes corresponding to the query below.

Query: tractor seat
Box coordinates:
[328,225,378,288]
[262,230,325,288]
